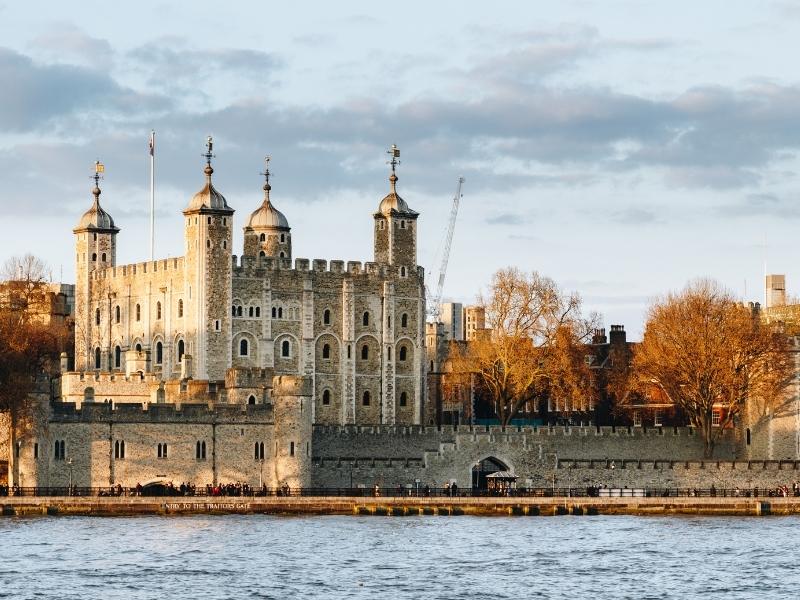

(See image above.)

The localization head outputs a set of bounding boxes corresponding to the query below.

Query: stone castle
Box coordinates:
[4,140,800,493]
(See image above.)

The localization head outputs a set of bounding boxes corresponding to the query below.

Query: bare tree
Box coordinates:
[631,279,795,457]
[449,268,599,426]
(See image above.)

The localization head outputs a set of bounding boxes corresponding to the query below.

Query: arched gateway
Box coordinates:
[472,457,510,490]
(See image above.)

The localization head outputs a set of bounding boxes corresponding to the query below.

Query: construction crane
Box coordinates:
[428,176,465,322]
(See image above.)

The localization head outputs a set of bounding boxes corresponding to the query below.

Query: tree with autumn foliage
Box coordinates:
[630,279,794,458]
[0,255,68,486]
[448,267,599,426]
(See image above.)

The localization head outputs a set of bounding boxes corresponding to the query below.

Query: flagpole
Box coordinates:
[149,130,155,261]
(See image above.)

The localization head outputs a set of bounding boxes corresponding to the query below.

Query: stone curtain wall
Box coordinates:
[311,425,746,489]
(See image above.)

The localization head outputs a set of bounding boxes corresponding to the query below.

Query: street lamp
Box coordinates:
[66,458,73,496]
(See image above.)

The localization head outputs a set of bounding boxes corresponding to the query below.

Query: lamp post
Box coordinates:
[67,458,73,496]
[545,452,558,495]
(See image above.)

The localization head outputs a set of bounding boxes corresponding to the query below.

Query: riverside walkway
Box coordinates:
[2,492,799,517]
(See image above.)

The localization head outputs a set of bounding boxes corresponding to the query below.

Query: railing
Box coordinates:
[1,486,797,499]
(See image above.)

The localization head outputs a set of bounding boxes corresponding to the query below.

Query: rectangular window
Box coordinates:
[290,441,295,457]
[34,442,39,459]
[712,410,721,426]
[633,410,641,427]
[653,410,662,427]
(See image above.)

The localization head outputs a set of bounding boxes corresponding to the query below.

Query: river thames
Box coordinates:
[0,515,795,599]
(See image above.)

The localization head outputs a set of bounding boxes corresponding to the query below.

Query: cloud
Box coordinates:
[486,212,527,225]
[30,23,114,68]
[0,47,169,133]
[609,207,661,225]
[715,193,800,219]
[127,40,281,92]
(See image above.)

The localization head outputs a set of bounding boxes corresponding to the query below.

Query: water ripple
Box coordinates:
[0,515,797,599]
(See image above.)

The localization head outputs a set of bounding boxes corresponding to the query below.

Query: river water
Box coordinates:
[0,514,796,599]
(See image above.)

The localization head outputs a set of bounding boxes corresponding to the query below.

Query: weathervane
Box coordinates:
[386,144,400,174]
[203,136,215,165]
[93,160,105,186]
[261,155,272,199]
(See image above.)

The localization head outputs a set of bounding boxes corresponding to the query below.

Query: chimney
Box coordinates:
[609,324,626,346]
[591,328,607,344]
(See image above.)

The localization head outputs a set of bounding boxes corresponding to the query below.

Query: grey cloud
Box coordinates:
[609,208,661,225]
[715,193,800,219]
[30,23,114,68]
[127,41,281,90]
[0,47,169,132]
[486,213,527,226]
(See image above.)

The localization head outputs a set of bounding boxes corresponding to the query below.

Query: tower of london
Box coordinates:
[65,138,426,425]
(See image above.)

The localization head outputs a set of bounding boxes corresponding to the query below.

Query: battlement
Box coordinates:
[49,400,273,423]
[91,257,185,281]
[231,254,423,280]
[65,370,161,384]
[226,367,274,389]
[313,424,707,438]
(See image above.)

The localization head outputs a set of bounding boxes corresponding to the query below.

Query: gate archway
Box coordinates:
[472,457,510,490]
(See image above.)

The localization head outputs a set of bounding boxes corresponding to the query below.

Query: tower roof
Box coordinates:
[74,165,119,233]
[246,157,289,230]
[375,145,417,217]
[184,136,234,214]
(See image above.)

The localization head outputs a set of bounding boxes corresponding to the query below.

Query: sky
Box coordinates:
[2,1,800,339]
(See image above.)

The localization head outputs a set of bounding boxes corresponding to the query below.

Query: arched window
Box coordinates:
[254,441,260,459]
[278,307,283,319]
[232,306,237,317]
[135,343,142,352]
[281,340,290,358]
[280,233,285,243]
[255,307,260,317]
[400,392,408,407]
[94,347,101,369]
[400,266,406,277]
[322,343,330,359]
[178,299,184,318]
[95,308,101,325]
[401,313,408,328]
[259,250,266,258]
[362,312,369,326]
[400,220,406,229]
[92,252,97,262]
[249,307,254,317]
[248,395,256,405]
[279,252,285,258]
[115,305,120,323]
[155,342,163,365]
[156,301,162,320]
[362,391,370,406]
[177,339,185,362]
[101,252,107,262]
[196,441,207,460]
[114,440,125,459]
[323,309,331,325]
[240,339,249,356]
[361,345,369,360]
[271,307,276,318]
[114,346,121,368]
[135,304,141,321]
[260,233,265,242]
[399,346,407,361]
[237,306,243,317]
[322,389,331,405]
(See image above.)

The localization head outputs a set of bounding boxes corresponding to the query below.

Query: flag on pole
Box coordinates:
[149,131,155,156]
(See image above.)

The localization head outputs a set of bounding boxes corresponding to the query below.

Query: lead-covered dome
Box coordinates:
[247,182,289,229]
[376,172,417,216]
[74,186,119,232]
[185,164,232,212]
